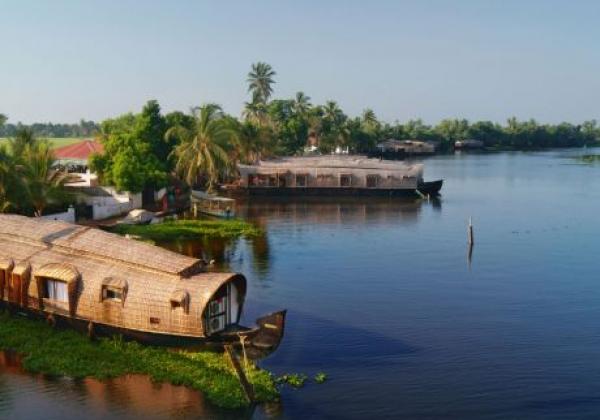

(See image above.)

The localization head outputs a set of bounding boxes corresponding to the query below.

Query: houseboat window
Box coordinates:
[45,279,68,302]
[278,174,287,187]
[268,175,277,186]
[257,174,270,186]
[295,174,308,187]
[102,287,123,302]
[366,175,379,188]
[340,174,351,187]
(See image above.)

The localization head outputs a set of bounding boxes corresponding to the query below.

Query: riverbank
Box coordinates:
[110,219,262,240]
[0,311,278,409]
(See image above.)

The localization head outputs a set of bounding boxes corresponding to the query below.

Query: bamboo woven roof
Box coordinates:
[0,215,203,276]
[35,263,80,284]
[239,155,424,176]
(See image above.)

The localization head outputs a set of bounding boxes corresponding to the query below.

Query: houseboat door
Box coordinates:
[205,282,241,335]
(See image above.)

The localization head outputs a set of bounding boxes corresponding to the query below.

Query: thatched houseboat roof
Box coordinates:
[0,215,203,277]
[240,155,423,175]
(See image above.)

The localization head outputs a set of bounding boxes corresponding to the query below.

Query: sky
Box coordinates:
[1,0,600,125]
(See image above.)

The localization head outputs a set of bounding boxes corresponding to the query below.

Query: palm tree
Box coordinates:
[323,101,345,125]
[243,92,269,125]
[237,121,274,164]
[361,109,379,129]
[166,104,238,192]
[0,145,18,212]
[292,92,311,115]
[247,62,276,104]
[21,141,73,217]
[9,127,37,158]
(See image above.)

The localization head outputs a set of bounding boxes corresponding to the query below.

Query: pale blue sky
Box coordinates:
[1,0,600,124]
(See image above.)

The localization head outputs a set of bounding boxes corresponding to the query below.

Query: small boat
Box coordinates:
[119,209,155,225]
[191,190,236,218]
[417,179,444,196]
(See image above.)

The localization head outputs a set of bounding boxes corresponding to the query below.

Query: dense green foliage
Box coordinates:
[0,312,278,409]
[90,101,175,193]
[111,219,262,240]
[167,104,238,191]
[0,130,74,215]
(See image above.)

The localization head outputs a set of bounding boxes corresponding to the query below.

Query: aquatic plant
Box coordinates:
[576,154,600,164]
[277,373,308,388]
[0,312,278,409]
[111,219,262,240]
[314,372,328,384]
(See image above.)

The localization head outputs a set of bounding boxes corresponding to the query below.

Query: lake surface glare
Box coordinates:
[2,149,600,419]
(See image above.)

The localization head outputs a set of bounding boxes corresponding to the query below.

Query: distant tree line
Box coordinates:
[3,62,600,195]
[0,119,99,138]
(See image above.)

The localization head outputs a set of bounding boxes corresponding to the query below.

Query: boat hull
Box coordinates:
[417,179,444,196]
[1,303,286,355]
[229,184,443,197]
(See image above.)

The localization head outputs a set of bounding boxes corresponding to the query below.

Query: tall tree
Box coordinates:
[167,104,238,192]
[292,92,312,116]
[90,101,169,192]
[0,145,19,212]
[9,127,37,158]
[247,62,276,104]
[21,141,73,217]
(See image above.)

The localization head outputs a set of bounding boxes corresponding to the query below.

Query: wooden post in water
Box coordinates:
[468,217,474,245]
[224,344,255,403]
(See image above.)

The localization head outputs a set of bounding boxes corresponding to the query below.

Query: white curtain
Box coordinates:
[47,279,68,302]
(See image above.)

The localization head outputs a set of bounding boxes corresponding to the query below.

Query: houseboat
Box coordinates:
[236,156,443,196]
[191,190,236,218]
[0,215,285,350]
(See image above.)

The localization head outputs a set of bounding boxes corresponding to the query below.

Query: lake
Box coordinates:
[2,149,600,419]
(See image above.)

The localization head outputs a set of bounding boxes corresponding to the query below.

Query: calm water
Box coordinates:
[3,149,600,419]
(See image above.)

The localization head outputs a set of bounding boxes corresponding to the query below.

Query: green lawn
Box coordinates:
[111,219,262,240]
[0,137,84,149]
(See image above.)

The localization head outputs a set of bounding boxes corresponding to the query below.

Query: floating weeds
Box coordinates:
[111,219,262,240]
[575,154,600,164]
[276,373,308,388]
[276,372,328,388]
[0,312,278,409]
[314,372,328,384]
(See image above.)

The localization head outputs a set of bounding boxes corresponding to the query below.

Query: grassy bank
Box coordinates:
[0,137,84,149]
[0,312,278,409]
[111,219,262,240]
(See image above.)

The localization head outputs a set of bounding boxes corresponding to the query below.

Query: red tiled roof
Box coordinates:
[53,140,104,160]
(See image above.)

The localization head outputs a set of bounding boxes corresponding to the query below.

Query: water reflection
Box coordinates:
[0,350,251,419]
[159,197,439,277]
[238,196,438,226]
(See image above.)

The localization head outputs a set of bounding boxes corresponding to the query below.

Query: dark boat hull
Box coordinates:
[1,303,286,356]
[229,183,443,197]
[417,179,443,196]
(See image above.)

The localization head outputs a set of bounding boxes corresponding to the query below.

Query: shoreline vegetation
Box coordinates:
[575,154,600,163]
[2,62,600,215]
[0,311,278,409]
[110,219,262,240]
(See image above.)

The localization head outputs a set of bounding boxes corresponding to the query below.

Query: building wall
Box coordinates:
[77,187,143,220]
[40,206,76,224]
